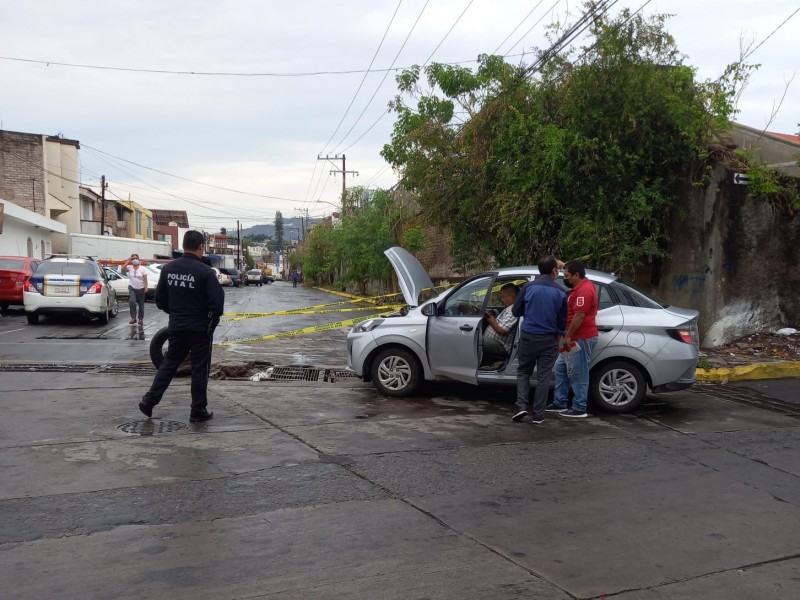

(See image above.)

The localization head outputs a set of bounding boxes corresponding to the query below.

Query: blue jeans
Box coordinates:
[553,336,598,413]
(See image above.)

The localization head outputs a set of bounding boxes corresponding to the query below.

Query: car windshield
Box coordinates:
[248,270,261,275]
[612,279,668,309]
[36,261,97,278]
[0,258,26,270]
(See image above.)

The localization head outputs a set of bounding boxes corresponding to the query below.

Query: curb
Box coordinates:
[696,360,800,383]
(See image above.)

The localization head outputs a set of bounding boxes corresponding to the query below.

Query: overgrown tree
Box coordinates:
[381,7,750,272]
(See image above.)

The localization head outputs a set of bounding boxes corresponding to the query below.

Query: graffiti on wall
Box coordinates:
[672,273,706,294]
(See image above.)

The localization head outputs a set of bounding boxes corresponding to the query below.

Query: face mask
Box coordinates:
[132,259,140,266]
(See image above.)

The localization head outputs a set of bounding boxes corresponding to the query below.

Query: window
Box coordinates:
[41,239,46,259]
[116,206,125,222]
[595,283,617,310]
[135,211,142,235]
[146,216,153,238]
[442,276,493,316]
[80,197,94,221]
[27,237,33,257]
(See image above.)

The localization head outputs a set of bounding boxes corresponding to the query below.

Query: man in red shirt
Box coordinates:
[547,260,598,418]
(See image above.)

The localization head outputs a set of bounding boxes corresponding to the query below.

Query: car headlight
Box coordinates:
[353,318,384,333]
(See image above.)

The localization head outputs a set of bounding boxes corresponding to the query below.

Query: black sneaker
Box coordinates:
[545,404,567,413]
[511,410,528,422]
[559,409,588,418]
[138,401,153,418]
[531,417,544,424]
[190,410,214,423]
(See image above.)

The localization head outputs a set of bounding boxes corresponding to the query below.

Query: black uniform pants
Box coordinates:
[143,329,212,413]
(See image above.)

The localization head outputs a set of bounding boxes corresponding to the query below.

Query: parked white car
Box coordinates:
[103,267,130,298]
[24,256,119,324]
[212,267,233,287]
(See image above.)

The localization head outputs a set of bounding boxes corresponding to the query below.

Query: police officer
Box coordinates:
[139,230,225,423]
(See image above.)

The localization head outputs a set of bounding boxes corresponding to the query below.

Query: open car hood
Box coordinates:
[384,247,435,307]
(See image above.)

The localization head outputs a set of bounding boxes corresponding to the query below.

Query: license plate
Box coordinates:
[55,286,70,294]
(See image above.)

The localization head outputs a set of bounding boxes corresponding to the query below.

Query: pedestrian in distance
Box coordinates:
[510,255,567,424]
[122,254,148,326]
[548,259,599,418]
[291,269,299,288]
[138,231,225,423]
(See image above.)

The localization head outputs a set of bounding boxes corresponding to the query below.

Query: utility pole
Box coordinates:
[237,220,241,269]
[317,154,358,214]
[99,175,107,235]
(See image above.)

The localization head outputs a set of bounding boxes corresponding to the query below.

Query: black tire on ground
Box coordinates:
[589,360,647,413]
[26,312,39,324]
[0,302,9,311]
[150,326,170,368]
[98,306,109,324]
[370,347,422,397]
[109,297,119,319]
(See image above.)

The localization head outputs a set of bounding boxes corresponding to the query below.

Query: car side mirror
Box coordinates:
[421,303,437,317]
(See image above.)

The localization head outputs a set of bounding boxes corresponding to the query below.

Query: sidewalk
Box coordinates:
[696,330,800,383]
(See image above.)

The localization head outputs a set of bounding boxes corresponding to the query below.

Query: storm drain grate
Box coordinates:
[0,362,156,376]
[324,369,361,382]
[117,420,188,436]
[268,366,324,381]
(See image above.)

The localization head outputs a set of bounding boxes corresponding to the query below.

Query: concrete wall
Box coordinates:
[639,162,800,347]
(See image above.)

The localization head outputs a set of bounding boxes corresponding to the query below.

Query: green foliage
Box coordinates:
[381,6,750,272]
[270,211,284,252]
[242,247,255,270]
[294,187,426,291]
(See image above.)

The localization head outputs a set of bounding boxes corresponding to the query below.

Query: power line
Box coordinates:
[491,0,549,55]
[318,0,404,154]
[421,0,475,67]
[81,144,304,203]
[327,0,431,155]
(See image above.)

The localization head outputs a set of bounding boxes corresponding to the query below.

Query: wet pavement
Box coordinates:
[2,284,800,598]
[1,365,799,599]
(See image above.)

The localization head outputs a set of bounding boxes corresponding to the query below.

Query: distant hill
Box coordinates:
[239,217,319,240]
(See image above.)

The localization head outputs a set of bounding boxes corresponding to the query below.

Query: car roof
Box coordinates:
[493,266,617,284]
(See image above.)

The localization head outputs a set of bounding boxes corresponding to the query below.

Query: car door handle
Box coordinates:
[460,324,474,331]
[597,326,614,332]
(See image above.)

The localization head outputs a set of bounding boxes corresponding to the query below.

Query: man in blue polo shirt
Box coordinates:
[510,255,567,424]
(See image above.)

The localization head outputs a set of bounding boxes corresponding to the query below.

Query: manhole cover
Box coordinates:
[117,420,188,436]
[325,369,360,382]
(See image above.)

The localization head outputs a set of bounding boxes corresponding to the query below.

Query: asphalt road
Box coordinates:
[0,280,380,365]
[2,284,799,599]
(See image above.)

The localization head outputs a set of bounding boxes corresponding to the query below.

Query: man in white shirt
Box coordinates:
[123,254,148,325]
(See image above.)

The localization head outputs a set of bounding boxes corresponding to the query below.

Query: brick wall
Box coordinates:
[0,130,47,215]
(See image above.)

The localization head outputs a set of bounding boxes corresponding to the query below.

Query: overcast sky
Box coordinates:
[1,0,798,231]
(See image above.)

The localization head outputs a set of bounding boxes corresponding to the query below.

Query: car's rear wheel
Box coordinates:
[590,360,646,413]
[371,348,421,397]
[26,312,39,324]
[109,297,119,319]
[0,302,9,311]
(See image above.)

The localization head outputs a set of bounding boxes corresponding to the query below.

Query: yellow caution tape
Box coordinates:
[225,305,401,321]
[219,313,389,346]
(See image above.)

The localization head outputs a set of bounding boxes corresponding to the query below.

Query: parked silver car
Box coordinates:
[347,247,700,413]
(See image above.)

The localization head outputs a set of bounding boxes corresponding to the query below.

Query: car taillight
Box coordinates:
[85,281,103,294]
[16,274,26,287]
[667,324,699,348]
[23,279,39,293]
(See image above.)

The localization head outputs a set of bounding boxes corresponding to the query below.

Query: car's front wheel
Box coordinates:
[371,348,421,397]
[590,360,646,413]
